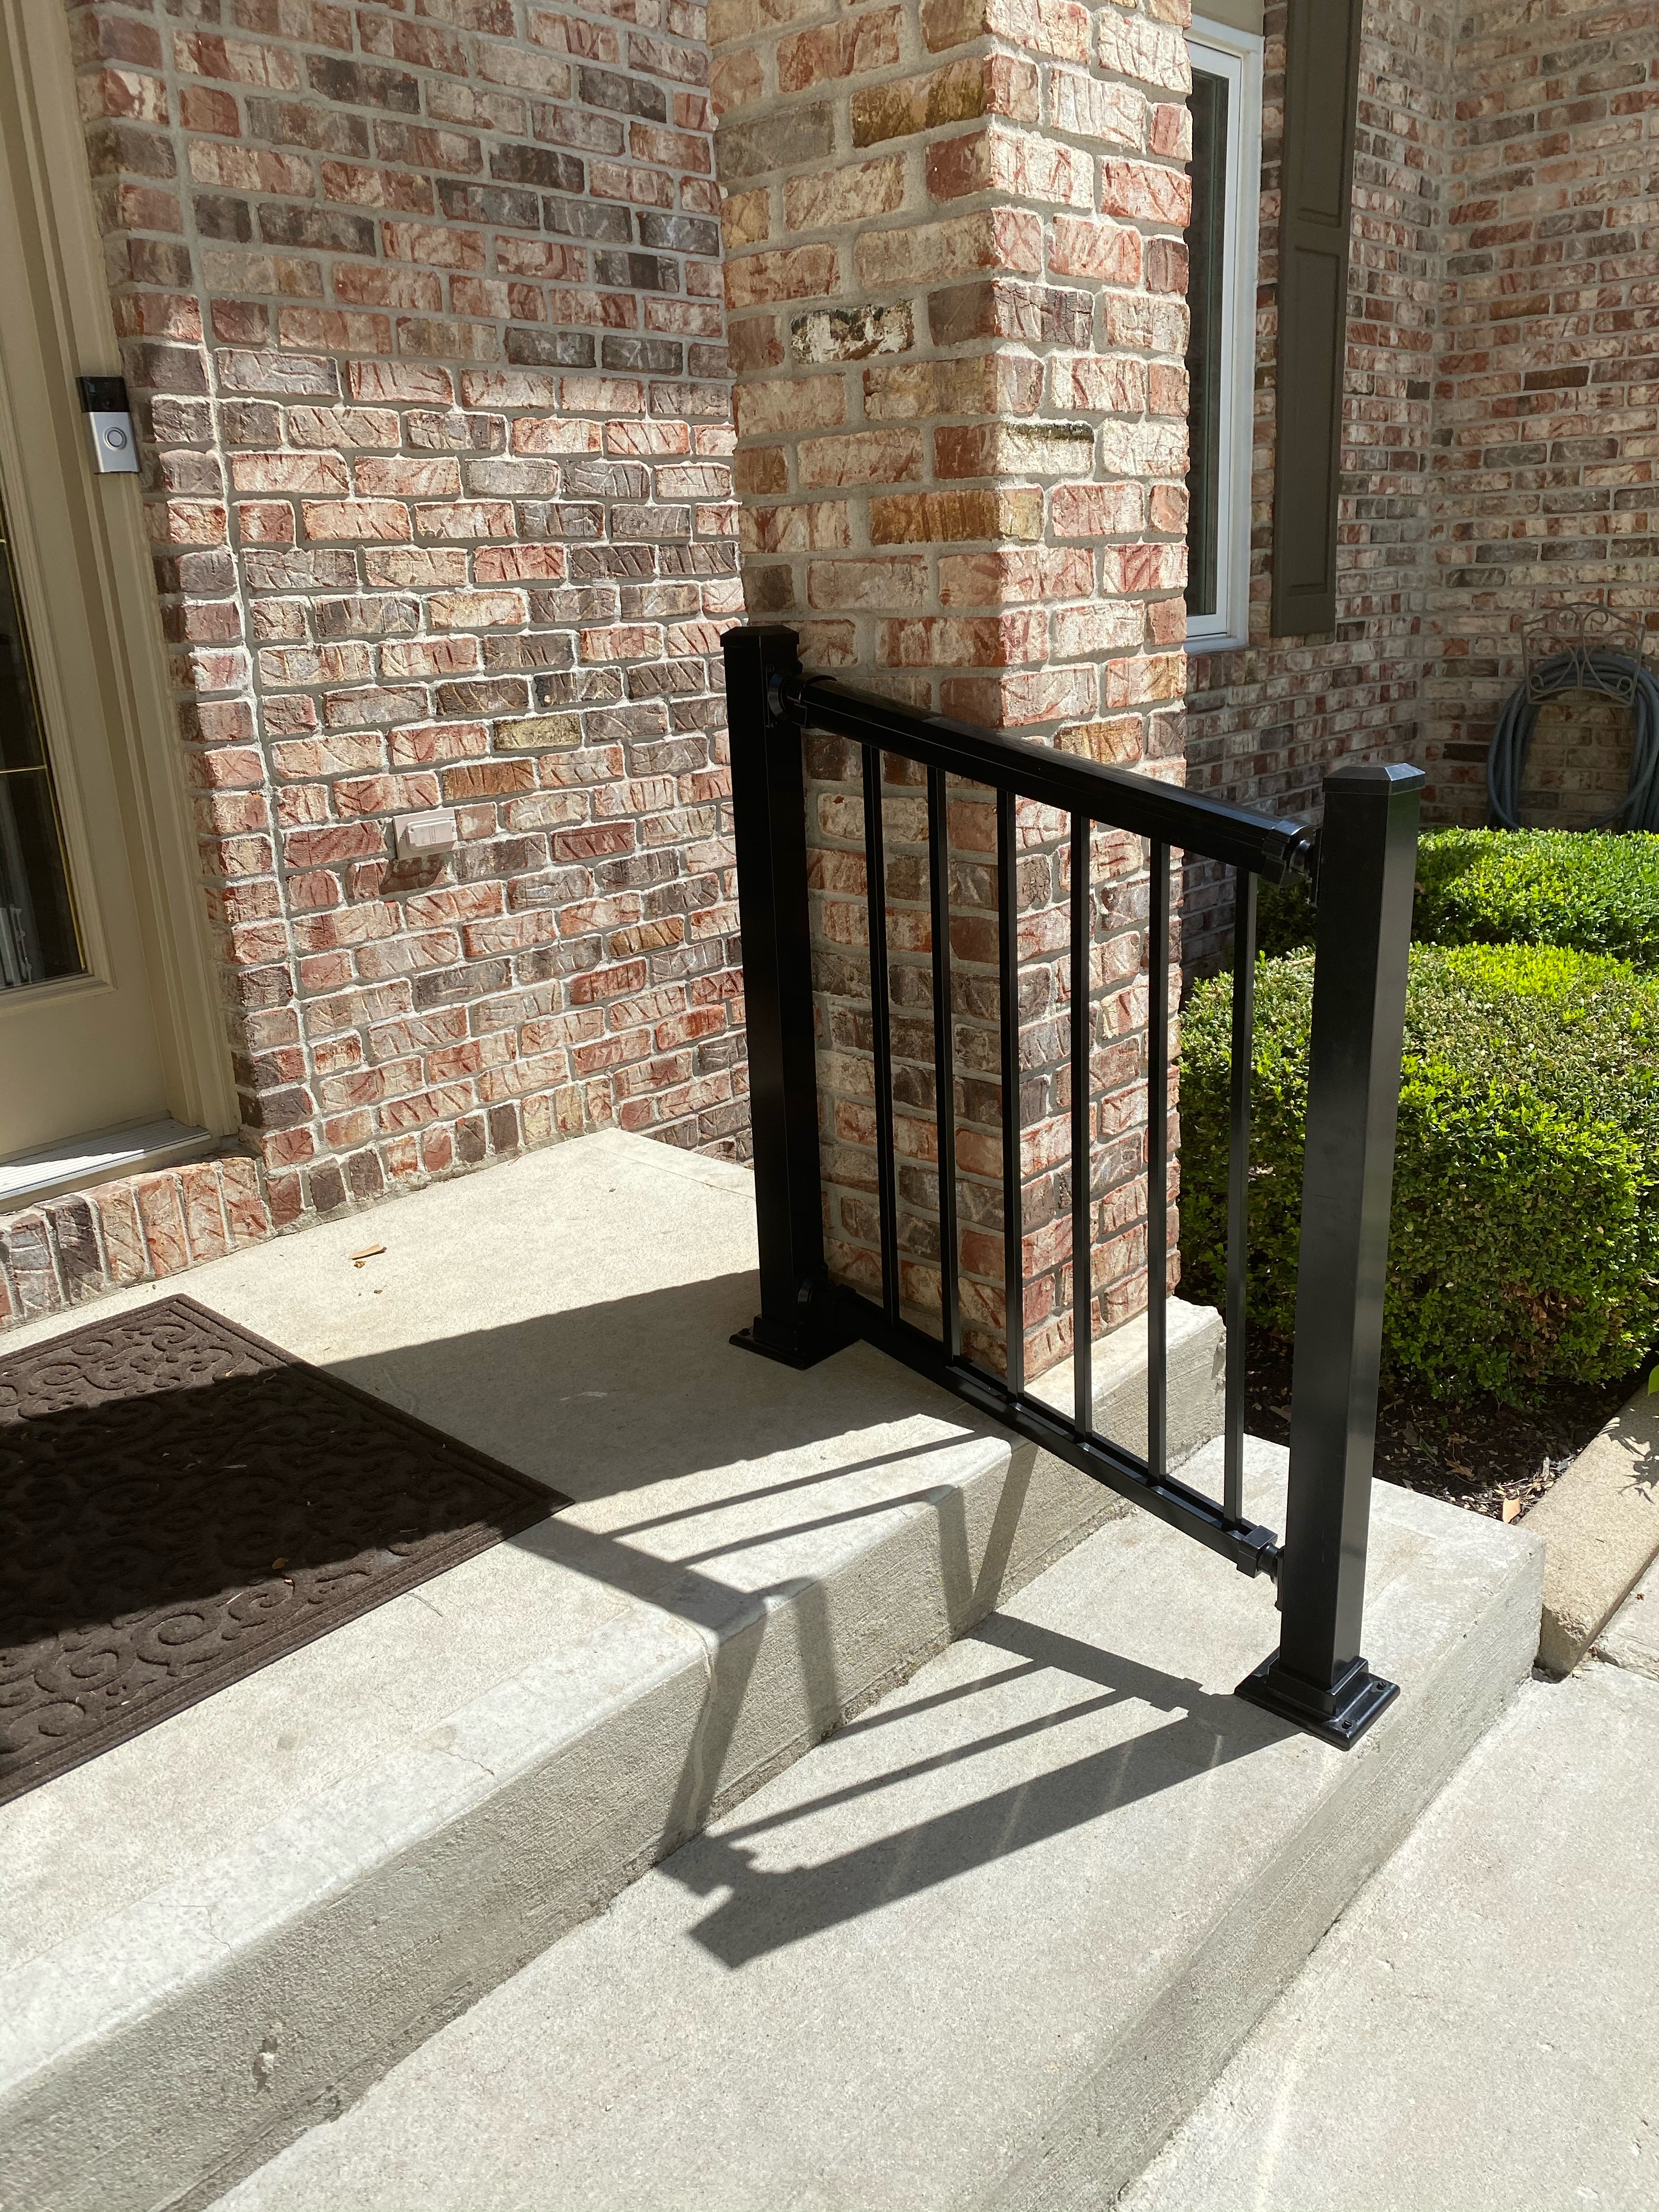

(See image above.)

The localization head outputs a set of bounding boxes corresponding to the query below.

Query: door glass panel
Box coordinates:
[0,496,83,989]
[1186,66,1229,622]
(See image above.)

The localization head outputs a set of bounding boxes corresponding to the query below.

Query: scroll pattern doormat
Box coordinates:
[0,1295,566,1805]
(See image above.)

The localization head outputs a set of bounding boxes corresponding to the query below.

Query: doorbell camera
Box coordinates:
[77,375,140,475]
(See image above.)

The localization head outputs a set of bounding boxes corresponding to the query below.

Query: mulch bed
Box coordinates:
[1243,1340,1648,1522]
[0,1295,566,1807]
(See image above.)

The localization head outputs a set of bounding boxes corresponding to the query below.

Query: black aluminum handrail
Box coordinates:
[785,674,1317,881]
[724,623,1424,1748]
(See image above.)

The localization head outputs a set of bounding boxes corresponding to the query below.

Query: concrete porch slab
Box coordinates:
[1,1130,1221,2212]
[206,1443,1542,2212]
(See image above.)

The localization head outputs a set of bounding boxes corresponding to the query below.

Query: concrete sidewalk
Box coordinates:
[1122,1657,1659,2212]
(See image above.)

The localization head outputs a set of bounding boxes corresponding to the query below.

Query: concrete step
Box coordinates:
[205,1441,1541,2212]
[1121,1659,1659,2212]
[2,1130,1222,2212]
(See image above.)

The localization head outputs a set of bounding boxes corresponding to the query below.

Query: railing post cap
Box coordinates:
[1323,759,1427,792]
[721,622,801,662]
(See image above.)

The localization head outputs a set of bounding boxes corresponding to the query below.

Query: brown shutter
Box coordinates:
[1271,0,1363,638]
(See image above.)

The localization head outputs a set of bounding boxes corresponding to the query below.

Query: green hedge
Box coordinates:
[1255,827,1659,966]
[1181,943,1659,1404]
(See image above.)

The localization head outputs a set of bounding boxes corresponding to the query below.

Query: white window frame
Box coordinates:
[1186,15,1263,654]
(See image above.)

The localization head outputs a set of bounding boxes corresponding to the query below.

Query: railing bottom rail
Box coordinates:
[738,1288,1281,1581]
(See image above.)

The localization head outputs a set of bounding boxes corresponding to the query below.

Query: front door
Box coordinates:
[0,12,182,1172]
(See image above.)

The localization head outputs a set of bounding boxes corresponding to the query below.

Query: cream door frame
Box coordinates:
[1,0,238,1139]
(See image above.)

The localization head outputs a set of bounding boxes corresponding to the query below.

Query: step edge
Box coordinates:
[989,1519,1546,2212]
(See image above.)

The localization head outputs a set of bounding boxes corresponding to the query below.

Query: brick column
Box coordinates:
[713,0,1192,1378]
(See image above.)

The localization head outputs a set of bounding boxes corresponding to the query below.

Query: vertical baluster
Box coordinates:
[1224,868,1257,1523]
[928,766,961,1362]
[997,786,1023,1399]
[862,745,900,1327]
[1070,812,1092,1436]
[1147,840,1170,1483]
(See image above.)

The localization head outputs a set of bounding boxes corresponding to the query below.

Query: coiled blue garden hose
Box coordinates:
[1487,650,1659,833]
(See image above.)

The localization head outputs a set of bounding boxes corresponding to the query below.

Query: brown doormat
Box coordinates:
[0,1294,567,1806]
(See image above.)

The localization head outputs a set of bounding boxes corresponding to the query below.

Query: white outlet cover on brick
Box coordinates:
[394,809,458,861]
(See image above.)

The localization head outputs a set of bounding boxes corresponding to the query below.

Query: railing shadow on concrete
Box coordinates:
[672,1614,1292,1970]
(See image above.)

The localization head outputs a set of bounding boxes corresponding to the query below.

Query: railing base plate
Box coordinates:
[1234,1650,1400,1748]
[730,1321,847,1372]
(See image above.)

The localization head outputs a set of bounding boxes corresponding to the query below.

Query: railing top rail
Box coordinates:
[781,673,1316,883]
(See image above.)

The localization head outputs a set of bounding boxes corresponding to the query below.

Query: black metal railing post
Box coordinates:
[1237,760,1424,1745]
[723,624,841,1369]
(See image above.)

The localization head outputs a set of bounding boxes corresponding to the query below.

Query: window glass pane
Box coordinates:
[0,504,83,989]
[1186,68,1229,623]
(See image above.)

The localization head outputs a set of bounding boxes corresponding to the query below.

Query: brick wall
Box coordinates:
[0,1153,270,1328]
[11,0,1650,1336]
[1184,0,1658,940]
[1420,0,1659,820]
[712,0,1195,1376]
[1182,0,1452,962]
[4,0,751,1328]
[64,0,744,1204]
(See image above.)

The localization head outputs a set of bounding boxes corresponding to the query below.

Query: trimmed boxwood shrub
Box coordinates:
[1181,943,1659,1404]
[1415,828,1659,964]
[1253,872,1319,959]
[1254,827,1659,967]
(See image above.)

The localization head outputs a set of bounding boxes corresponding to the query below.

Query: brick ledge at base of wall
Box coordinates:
[0,1108,743,1334]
